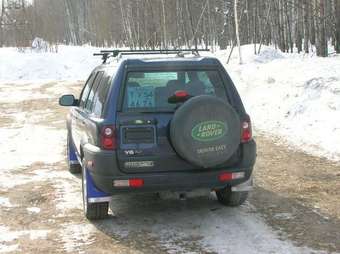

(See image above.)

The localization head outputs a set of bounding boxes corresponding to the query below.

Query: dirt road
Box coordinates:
[0,81,339,253]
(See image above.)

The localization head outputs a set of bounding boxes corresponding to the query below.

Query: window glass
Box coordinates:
[197,72,216,95]
[123,70,227,111]
[79,73,95,108]
[85,72,104,112]
[93,75,111,117]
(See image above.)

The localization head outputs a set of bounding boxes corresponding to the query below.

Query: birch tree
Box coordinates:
[234,0,242,64]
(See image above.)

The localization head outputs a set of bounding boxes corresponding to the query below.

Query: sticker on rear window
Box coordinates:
[127,86,155,108]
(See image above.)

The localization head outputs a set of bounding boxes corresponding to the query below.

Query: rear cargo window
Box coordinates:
[123,70,227,111]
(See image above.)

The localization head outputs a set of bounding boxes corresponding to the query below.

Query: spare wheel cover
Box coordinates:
[170,95,241,168]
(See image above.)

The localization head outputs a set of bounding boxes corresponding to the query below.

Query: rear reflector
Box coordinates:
[113,180,129,187]
[129,179,144,188]
[219,172,245,182]
[232,172,245,180]
[113,179,144,188]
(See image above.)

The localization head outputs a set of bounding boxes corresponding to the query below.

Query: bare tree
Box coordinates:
[234,0,242,63]
[0,0,338,58]
[336,0,340,53]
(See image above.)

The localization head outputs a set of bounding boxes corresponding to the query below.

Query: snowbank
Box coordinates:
[0,45,101,82]
[217,45,340,161]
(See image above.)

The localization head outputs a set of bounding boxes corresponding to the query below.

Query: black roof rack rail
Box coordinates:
[93,53,110,63]
[94,49,210,63]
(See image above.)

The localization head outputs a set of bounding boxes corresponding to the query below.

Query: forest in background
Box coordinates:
[0,0,340,57]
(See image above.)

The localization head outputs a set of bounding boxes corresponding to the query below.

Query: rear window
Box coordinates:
[123,70,227,111]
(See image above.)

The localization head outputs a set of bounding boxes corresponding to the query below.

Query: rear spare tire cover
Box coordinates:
[170,95,241,168]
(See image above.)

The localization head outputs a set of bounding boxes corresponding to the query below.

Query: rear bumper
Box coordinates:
[90,168,253,195]
[83,140,256,195]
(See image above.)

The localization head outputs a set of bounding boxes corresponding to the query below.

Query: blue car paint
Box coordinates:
[68,136,80,164]
[68,131,111,200]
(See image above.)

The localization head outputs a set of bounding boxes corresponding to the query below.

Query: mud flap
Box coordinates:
[85,168,112,204]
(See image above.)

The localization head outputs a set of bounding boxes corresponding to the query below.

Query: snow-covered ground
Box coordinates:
[0,79,324,253]
[1,45,339,161]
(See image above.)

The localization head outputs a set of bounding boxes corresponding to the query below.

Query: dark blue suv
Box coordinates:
[59,50,256,220]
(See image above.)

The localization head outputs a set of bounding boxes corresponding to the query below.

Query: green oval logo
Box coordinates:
[191,121,227,142]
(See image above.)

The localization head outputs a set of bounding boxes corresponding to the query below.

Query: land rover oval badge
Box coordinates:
[191,121,227,142]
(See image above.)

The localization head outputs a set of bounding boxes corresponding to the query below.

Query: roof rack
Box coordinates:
[93,49,210,64]
[93,53,111,63]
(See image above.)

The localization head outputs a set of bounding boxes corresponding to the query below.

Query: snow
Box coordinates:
[105,193,324,254]
[0,125,65,171]
[0,197,14,208]
[0,46,100,82]
[0,244,18,253]
[26,207,41,214]
[0,225,49,244]
[53,174,82,214]
[215,45,340,161]
[60,223,96,253]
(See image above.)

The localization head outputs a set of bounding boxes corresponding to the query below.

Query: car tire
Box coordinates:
[67,133,81,174]
[81,162,108,220]
[215,188,248,207]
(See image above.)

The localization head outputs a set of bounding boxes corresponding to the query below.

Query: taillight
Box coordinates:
[219,172,233,182]
[241,116,252,143]
[101,126,117,150]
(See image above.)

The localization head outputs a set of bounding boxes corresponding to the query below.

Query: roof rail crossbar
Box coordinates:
[94,49,210,63]
[103,48,209,56]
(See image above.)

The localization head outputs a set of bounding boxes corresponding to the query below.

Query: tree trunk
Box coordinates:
[0,0,5,47]
[64,0,78,44]
[335,0,340,53]
[303,0,310,53]
[317,0,328,57]
[161,0,167,48]
[234,0,242,64]
[295,0,303,53]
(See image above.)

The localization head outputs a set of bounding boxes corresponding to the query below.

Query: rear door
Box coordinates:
[82,72,112,146]
[71,72,96,153]
[80,71,105,145]
[72,72,103,152]
[116,69,234,173]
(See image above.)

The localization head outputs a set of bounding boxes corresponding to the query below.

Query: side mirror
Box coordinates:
[59,94,77,106]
